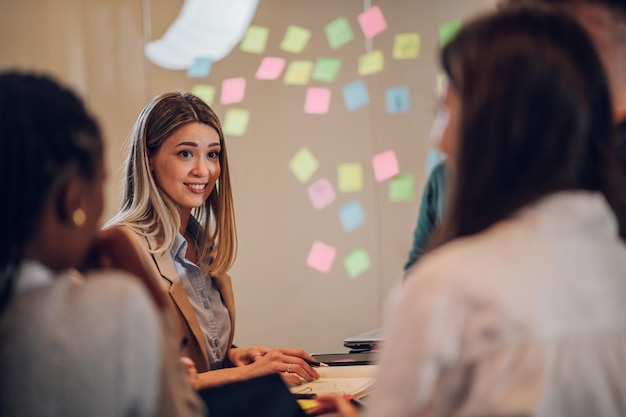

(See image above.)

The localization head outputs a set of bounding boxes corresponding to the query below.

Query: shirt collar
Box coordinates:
[170,216,203,261]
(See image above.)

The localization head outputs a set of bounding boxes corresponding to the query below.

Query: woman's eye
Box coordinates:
[208,151,220,159]
[179,150,192,158]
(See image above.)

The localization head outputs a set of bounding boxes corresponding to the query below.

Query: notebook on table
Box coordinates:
[342,327,383,351]
[198,373,307,417]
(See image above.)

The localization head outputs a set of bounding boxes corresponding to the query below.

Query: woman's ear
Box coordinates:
[57,176,89,228]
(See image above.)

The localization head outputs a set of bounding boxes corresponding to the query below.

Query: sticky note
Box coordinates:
[342,80,369,111]
[280,25,312,54]
[221,77,246,105]
[344,248,371,278]
[426,149,446,175]
[385,86,410,114]
[255,57,286,80]
[372,150,400,182]
[307,241,336,273]
[389,174,414,202]
[284,60,314,85]
[337,163,363,192]
[312,57,342,83]
[289,148,319,183]
[308,178,335,209]
[240,25,269,54]
[338,200,366,232]
[187,56,212,77]
[393,33,420,59]
[324,17,354,49]
[222,108,250,137]
[439,20,461,47]
[358,50,384,76]
[304,87,331,115]
[191,85,216,106]
[357,6,387,38]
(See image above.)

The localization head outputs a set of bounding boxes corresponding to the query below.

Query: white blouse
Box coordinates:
[367,192,626,417]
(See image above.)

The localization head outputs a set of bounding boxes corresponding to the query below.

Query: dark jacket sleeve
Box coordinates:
[404,161,447,271]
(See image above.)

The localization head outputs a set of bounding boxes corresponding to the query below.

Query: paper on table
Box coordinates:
[290,365,377,399]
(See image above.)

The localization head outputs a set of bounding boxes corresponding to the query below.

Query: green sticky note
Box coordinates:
[312,57,342,83]
[191,85,216,106]
[324,17,353,50]
[439,20,461,47]
[389,174,414,202]
[358,50,384,76]
[344,248,371,278]
[337,163,363,192]
[393,33,420,60]
[222,108,250,137]
[280,25,312,54]
[284,60,313,85]
[289,148,319,183]
[240,25,269,54]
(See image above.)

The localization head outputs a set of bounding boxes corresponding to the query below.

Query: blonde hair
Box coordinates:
[106,92,237,277]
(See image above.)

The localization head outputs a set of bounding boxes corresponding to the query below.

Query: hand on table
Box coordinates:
[228,346,320,385]
[313,395,361,417]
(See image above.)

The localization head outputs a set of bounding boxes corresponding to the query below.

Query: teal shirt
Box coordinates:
[404,161,447,270]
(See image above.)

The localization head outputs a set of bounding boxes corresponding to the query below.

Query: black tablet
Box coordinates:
[311,351,376,366]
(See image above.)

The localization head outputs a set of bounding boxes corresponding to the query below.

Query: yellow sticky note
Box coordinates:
[280,25,311,54]
[297,399,320,412]
[337,163,363,192]
[222,108,250,137]
[436,73,447,99]
[358,50,384,76]
[240,25,269,53]
[284,60,313,85]
[289,148,319,183]
[191,85,216,106]
[393,33,420,59]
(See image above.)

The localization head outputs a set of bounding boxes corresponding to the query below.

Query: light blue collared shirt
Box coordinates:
[170,218,231,369]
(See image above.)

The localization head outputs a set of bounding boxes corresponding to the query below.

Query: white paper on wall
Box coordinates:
[145,0,259,70]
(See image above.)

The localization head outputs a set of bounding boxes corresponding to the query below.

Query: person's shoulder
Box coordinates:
[79,269,153,304]
[404,232,490,289]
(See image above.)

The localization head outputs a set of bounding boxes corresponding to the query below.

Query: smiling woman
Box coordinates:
[103,91,321,392]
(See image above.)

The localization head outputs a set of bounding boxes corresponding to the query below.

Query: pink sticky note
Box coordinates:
[358,6,387,38]
[307,241,336,273]
[308,178,335,209]
[221,77,246,104]
[304,87,331,114]
[372,150,400,182]
[255,57,286,80]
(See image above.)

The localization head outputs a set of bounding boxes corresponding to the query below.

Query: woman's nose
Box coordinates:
[192,158,211,177]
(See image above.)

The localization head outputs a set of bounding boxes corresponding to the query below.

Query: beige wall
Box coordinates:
[1,0,495,353]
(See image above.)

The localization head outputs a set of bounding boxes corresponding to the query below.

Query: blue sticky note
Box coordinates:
[338,200,366,232]
[426,149,446,175]
[187,57,212,78]
[386,86,410,114]
[342,80,369,111]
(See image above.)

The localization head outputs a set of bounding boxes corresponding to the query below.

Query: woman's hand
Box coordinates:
[314,395,361,417]
[227,346,271,366]
[227,346,320,385]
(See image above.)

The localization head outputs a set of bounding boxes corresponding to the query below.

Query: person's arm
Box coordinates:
[188,347,320,389]
[404,162,447,271]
